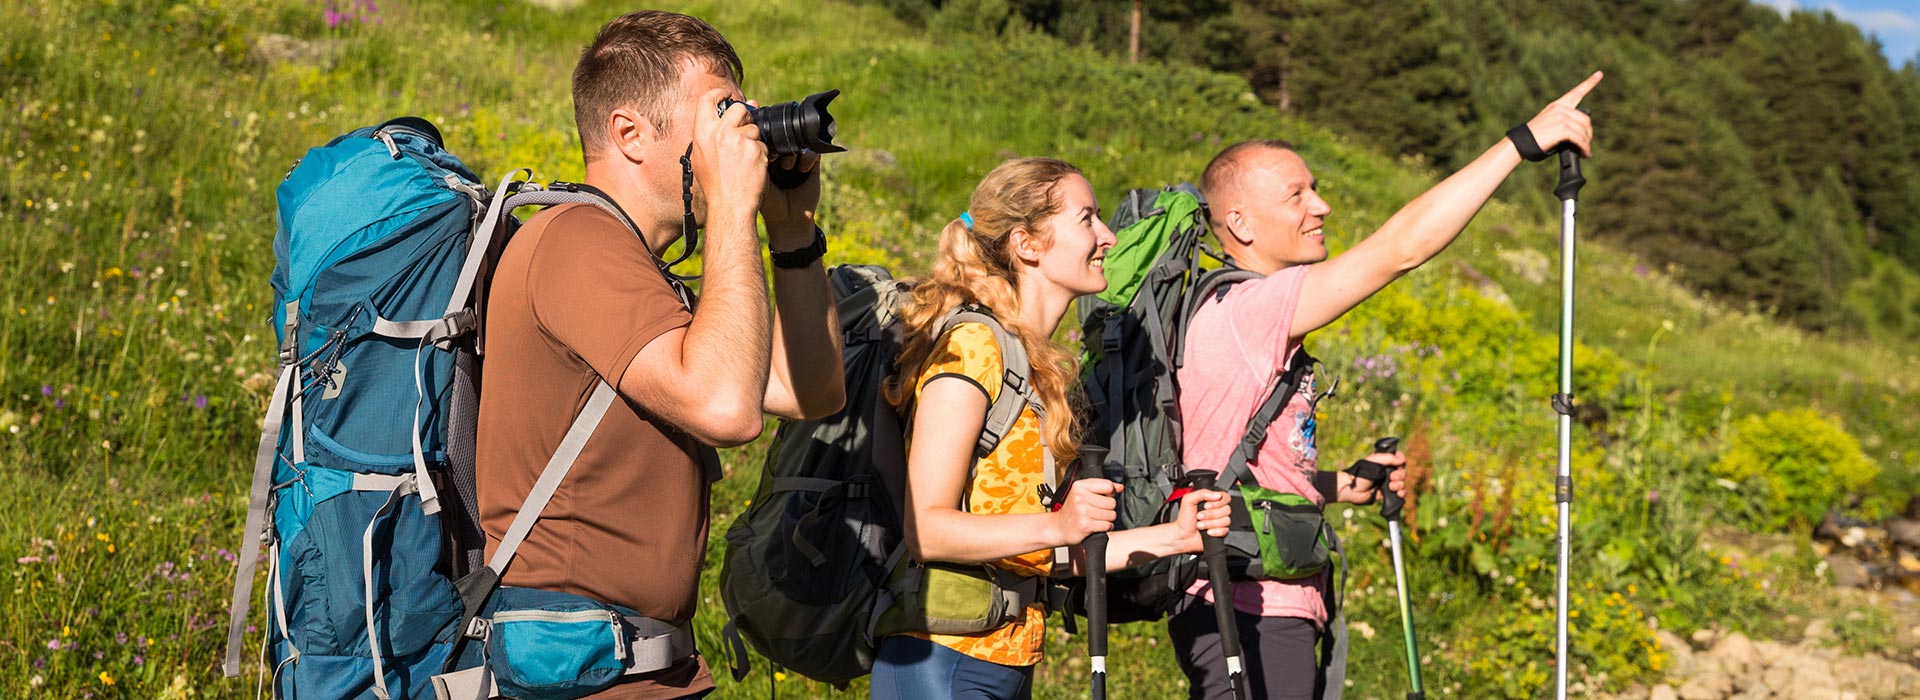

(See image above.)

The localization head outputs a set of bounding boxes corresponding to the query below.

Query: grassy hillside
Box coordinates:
[3,0,1917,697]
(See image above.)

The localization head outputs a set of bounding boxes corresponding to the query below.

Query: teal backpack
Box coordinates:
[226,118,703,700]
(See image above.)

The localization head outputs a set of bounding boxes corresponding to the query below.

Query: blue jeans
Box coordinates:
[869,635,1034,700]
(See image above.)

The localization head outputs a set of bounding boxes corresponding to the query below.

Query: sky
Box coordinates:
[1770,0,1920,68]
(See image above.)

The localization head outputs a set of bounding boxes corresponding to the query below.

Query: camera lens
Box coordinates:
[716,89,846,157]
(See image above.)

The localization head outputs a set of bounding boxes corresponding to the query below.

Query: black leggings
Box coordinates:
[1169,594,1324,700]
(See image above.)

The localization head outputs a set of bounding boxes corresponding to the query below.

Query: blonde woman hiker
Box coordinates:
[871,157,1233,700]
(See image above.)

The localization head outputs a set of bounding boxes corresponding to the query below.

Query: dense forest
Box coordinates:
[872,0,1920,341]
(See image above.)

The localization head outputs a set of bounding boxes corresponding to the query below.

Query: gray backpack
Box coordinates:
[718,265,1041,686]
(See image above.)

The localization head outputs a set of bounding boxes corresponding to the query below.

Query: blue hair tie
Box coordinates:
[959,212,974,230]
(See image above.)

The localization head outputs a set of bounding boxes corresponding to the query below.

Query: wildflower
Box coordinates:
[29,674,42,687]
[41,385,52,397]
[99,671,114,686]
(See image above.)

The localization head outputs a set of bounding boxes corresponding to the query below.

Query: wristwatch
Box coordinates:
[770,225,827,269]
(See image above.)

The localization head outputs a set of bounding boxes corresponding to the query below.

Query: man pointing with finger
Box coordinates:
[1171,73,1603,700]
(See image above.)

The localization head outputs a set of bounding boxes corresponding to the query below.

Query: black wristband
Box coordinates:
[1507,124,1550,162]
[770,224,827,269]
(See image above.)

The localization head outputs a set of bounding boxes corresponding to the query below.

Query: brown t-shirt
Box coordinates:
[476,202,712,698]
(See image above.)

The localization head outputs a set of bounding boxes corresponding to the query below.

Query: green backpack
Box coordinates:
[1075,185,1334,605]
[1076,184,1232,622]
[1077,185,1351,695]
[719,265,1053,687]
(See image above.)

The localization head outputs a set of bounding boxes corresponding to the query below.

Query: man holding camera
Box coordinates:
[476,11,844,699]
[1170,72,1600,700]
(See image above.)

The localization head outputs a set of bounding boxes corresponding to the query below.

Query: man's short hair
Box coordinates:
[572,11,744,163]
[1199,139,1297,203]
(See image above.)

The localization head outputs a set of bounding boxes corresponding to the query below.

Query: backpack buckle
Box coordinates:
[1002,369,1027,395]
[463,616,491,640]
[1100,320,1123,354]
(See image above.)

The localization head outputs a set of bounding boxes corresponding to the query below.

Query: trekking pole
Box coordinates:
[1078,447,1111,700]
[1551,146,1586,700]
[1348,437,1423,700]
[1185,469,1248,700]
[1085,528,1108,700]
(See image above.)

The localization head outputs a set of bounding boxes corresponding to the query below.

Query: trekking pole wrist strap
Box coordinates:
[1507,124,1551,162]
[1312,470,1342,503]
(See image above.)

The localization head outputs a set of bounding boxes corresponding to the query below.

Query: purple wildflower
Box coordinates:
[53,399,64,410]
[45,639,59,650]
[41,385,52,397]
[116,632,128,645]
[134,654,144,666]
[194,394,208,409]
[324,8,344,27]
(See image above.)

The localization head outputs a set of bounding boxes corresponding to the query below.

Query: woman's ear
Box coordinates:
[1009,226,1046,266]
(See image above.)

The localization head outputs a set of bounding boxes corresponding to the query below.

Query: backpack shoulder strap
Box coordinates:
[1216,346,1319,491]
[931,307,1057,506]
[1175,266,1263,369]
[934,307,1035,460]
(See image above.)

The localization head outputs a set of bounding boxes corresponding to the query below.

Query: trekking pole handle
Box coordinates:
[1553,108,1591,202]
[1346,437,1405,521]
[1185,469,1248,699]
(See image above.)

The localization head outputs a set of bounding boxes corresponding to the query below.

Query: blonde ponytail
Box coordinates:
[887,158,1086,466]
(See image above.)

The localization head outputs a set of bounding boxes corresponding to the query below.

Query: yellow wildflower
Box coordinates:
[99,671,114,686]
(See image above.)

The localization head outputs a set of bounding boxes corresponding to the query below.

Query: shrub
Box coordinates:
[1710,409,1879,531]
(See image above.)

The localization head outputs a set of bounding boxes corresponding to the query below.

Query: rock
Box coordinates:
[1764,663,1796,693]
[1659,630,1698,678]
[1804,619,1833,642]
[1651,684,1680,700]
[249,33,336,67]
[1888,519,1920,549]
[1734,680,1772,700]
[1833,658,1879,696]
[1825,554,1871,589]
[1782,654,1838,700]
[1680,670,1734,700]
[1695,628,1723,647]
[1713,632,1761,678]
[844,148,899,172]
[1842,527,1869,549]
[1756,640,1789,667]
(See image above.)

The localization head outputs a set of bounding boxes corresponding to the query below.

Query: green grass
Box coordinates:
[3,0,1917,697]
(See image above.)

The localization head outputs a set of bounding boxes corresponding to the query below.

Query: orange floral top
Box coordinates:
[904,322,1054,667]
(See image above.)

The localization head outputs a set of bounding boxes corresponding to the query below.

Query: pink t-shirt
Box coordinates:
[1176,264,1328,624]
